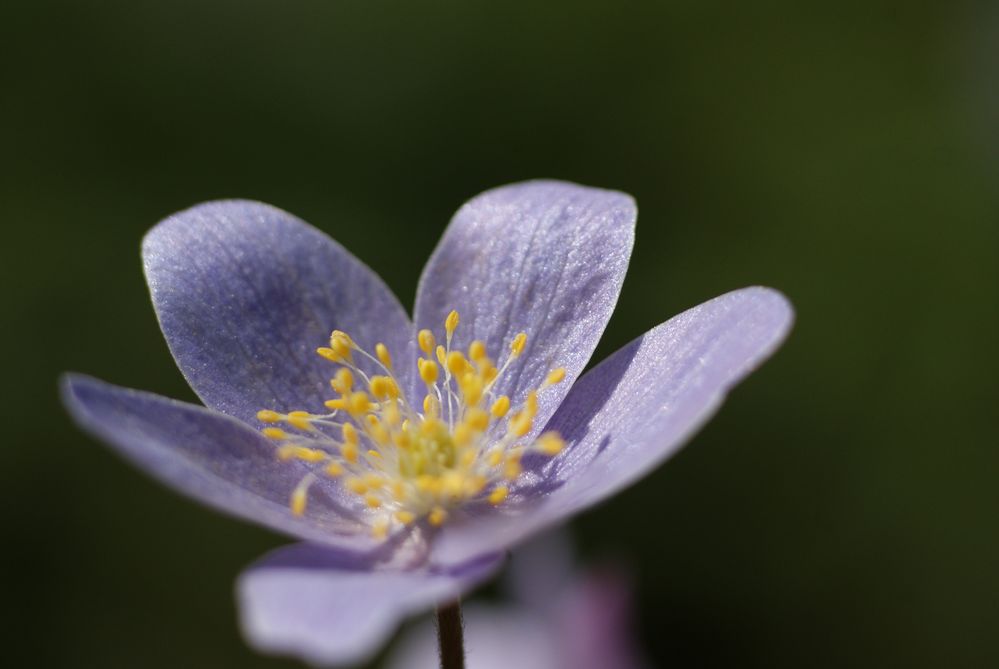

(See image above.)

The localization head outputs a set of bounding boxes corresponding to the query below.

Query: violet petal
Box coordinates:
[428,287,794,566]
[61,374,383,551]
[143,200,413,424]
[237,543,503,667]
[414,180,635,430]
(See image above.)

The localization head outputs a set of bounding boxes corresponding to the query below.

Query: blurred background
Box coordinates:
[3,0,997,667]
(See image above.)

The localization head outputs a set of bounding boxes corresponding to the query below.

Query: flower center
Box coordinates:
[256,310,566,538]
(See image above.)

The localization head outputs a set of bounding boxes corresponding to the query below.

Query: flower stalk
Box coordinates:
[435,600,465,669]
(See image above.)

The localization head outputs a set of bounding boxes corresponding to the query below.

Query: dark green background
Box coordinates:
[4,1,997,667]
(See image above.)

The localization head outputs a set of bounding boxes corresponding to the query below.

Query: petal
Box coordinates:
[237,543,503,667]
[429,287,794,565]
[61,374,383,552]
[414,180,635,430]
[143,200,413,424]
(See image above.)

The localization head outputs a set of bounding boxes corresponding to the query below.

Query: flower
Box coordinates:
[387,531,651,669]
[61,180,793,666]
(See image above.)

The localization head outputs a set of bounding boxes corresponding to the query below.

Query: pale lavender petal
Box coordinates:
[428,287,794,565]
[143,200,412,424]
[61,374,384,552]
[414,180,635,431]
[237,543,503,667]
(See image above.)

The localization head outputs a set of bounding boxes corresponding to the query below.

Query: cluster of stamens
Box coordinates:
[256,310,567,538]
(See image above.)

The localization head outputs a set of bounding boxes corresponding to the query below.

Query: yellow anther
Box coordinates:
[332,368,354,393]
[342,442,359,463]
[325,462,344,477]
[429,507,448,526]
[480,363,498,383]
[375,342,392,369]
[262,427,288,440]
[329,332,353,360]
[510,332,527,356]
[504,454,523,480]
[342,422,359,445]
[369,376,398,400]
[423,394,440,417]
[464,475,487,496]
[290,476,314,517]
[508,412,533,438]
[395,510,416,524]
[256,410,281,423]
[486,449,503,467]
[371,518,389,539]
[363,473,384,488]
[286,411,313,431]
[491,396,511,418]
[465,407,490,431]
[460,449,477,468]
[488,486,509,505]
[369,423,390,446]
[469,340,487,362]
[536,432,566,456]
[347,391,371,415]
[453,422,473,447]
[346,478,368,494]
[420,417,444,436]
[418,358,439,385]
[446,350,469,376]
[291,489,308,516]
[324,398,347,411]
[442,471,464,497]
[393,431,411,449]
[525,390,538,416]
[445,310,460,337]
[383,403,401,426]
[277,445,326,463]
[459,372,483,405]
[435,345,447,366]
[365,494,382,508]
[316,347,342,363]
[545,367,567,386]
[418,329,436,354]
[416,475,440,493]
[367,449,384,459]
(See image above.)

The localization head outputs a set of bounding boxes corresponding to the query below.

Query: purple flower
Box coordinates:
[62,180,793,666]
[387,532,651,669]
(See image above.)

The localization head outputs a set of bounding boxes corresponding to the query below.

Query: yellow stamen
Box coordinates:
[332,368,354,393]
[488,486,509,505]
[536,432,566,455]
[510,332,527,356]
[375,342,392,368]
[445,310,459,338]
[286,411,313,431]
[429,507,448,526]
[265,308,570,529]
[545,367,566,386]
[342,422,359,445]
[419,358,439,385]
[469,340,487,362]
[491,396,510,418]
[418,329,436,354]
[316,347,342,363]
[256,410,280,423]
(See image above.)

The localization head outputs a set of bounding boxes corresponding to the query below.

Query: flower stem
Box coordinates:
[435,600,465,669]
